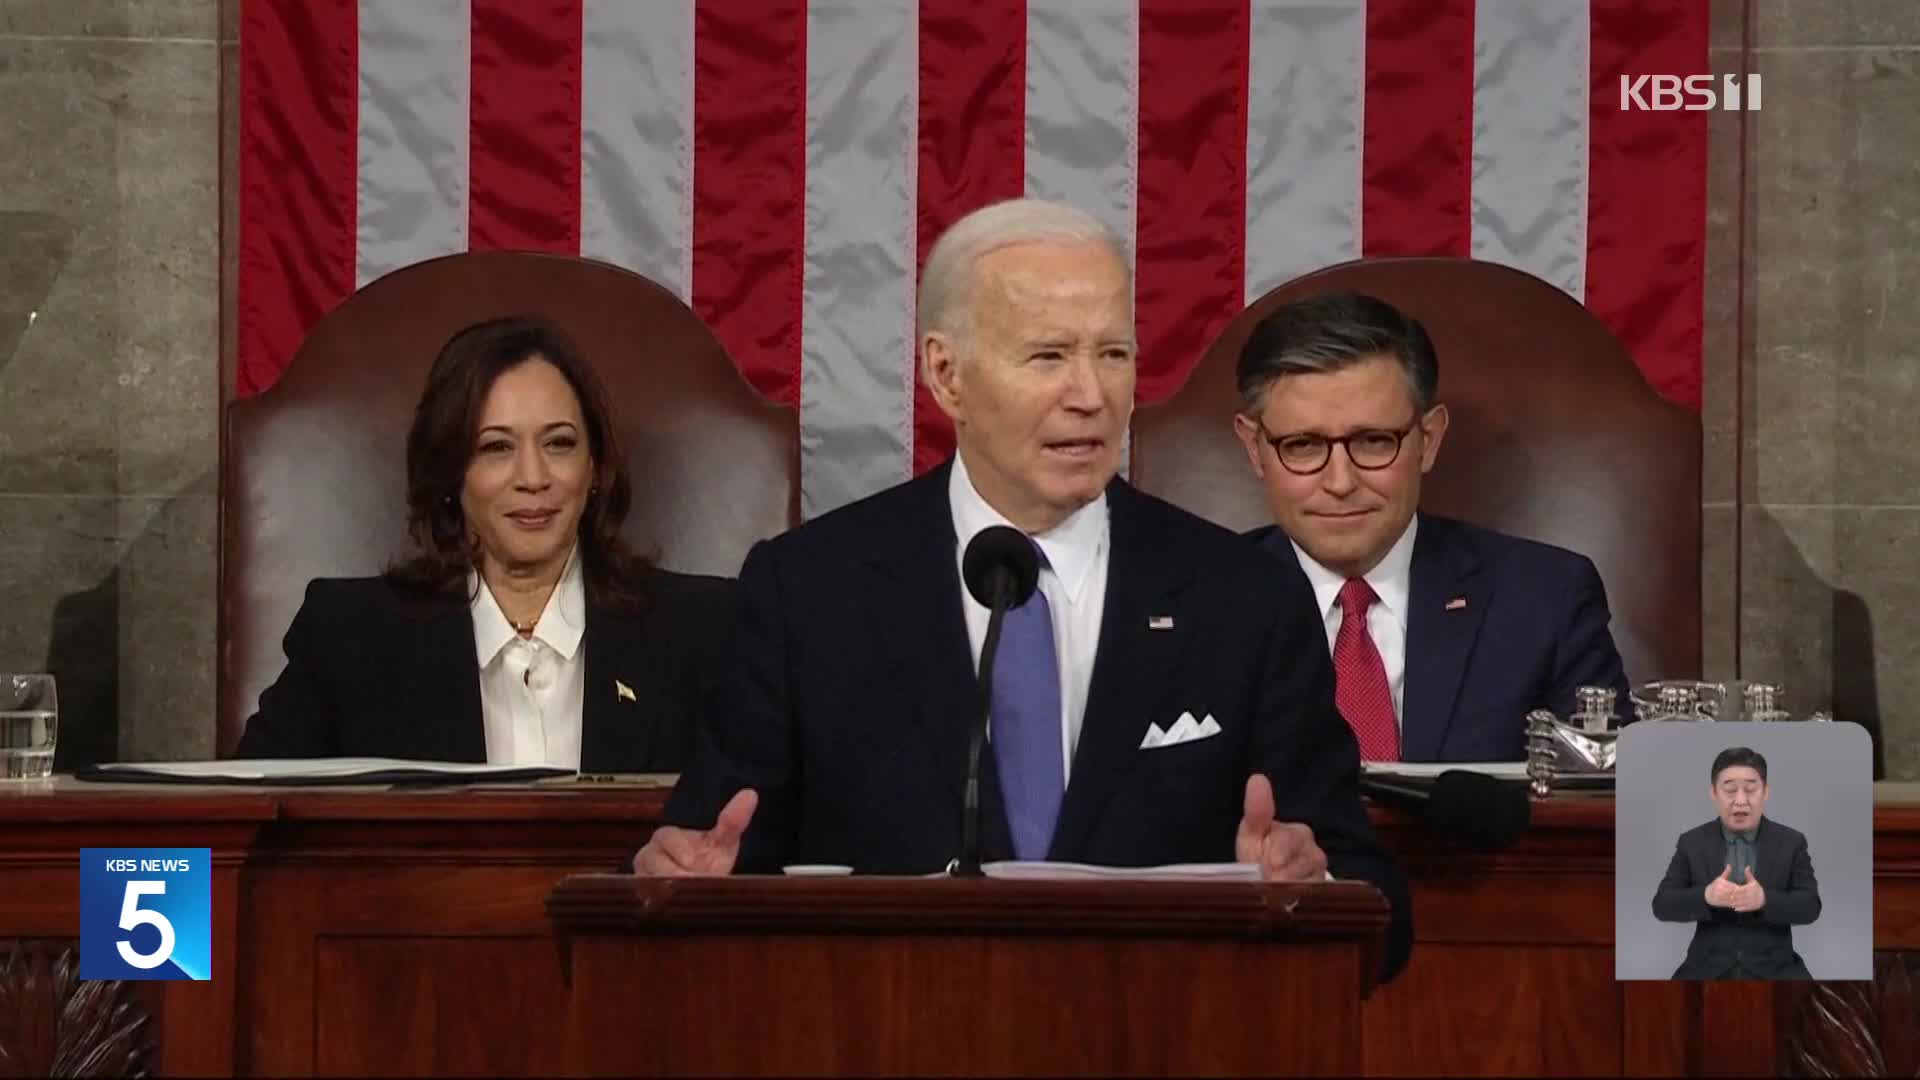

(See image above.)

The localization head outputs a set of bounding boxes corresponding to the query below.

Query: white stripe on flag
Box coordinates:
[356,0,470,287]
[581,0,695,299]
[1471,0,1590,297]
[800,0,918,518]
[1243,0,1365,302]
[1026,0,1137,474]
[1024,0,1138,261]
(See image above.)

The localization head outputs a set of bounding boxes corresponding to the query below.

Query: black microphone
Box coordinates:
[1359,769,1531,853]
[952,526,1042,877]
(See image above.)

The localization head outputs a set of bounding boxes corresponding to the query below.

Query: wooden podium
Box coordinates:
[548,874,1391,1077]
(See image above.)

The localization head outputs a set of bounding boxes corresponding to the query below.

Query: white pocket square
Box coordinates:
[1140,712,1222,750]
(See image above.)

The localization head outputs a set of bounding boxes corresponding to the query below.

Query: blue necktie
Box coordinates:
[991,548,1064,860]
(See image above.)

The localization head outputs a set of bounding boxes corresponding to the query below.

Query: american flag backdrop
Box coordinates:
[238,0,1708,520]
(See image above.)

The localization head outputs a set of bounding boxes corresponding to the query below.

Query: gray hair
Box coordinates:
[917,198,1130,348]
[1234,291,1440,416]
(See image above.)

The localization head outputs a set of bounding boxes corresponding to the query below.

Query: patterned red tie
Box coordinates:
[1334,578,1400,762]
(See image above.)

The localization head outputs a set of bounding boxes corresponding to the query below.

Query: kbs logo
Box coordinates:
[1620,74,1761,111]
[80,848,212,981]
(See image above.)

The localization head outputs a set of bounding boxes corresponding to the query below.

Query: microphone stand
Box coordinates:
[953,573,1012,877]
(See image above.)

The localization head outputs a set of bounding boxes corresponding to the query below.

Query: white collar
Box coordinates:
[948,452,1107,604]
[470,544,587,666]
[1291,515,1418,625]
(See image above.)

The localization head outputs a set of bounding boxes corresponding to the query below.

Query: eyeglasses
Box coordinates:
[1259,417,1420,476]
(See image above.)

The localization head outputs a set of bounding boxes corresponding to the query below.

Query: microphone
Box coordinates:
[1359,769,1531,853]
[952,526,1042,877]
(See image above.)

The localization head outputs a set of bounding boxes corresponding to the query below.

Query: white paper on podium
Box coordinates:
[981,861,1262,882]
[82,757,572,783]
[1363,761,1531,782]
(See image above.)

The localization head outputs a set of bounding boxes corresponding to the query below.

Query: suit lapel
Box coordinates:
[412,600,488,762]
[861,465,1015,856]
[1401,516,1489,761]
[1049,482,1195,860]
[580,606,651,772]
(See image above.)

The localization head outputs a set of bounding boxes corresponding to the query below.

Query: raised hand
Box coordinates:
[1703,864,1741,908]
[632,788,758,876]
[1234,774,1329,883]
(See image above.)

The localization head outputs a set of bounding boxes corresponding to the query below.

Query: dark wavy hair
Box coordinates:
[1235,291,1440,415]
[383,316,652,613]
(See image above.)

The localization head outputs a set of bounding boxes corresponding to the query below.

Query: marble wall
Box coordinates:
[0,0,223,764]
[0,0,1913,773]
[1707,0,1920,778]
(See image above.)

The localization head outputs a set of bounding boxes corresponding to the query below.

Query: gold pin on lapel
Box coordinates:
[1445,596,1468,611]
[615,679,636,703]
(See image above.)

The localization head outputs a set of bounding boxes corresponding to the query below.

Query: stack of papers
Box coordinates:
[1363,761,1531,781]
[982,861,1261,881]
[76,758,573,786]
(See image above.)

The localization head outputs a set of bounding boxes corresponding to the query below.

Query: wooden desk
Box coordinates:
[2,780,1915,1077]
[0,780,666,1077]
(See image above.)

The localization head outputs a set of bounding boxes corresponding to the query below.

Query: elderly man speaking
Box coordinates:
[638,198,1410,978]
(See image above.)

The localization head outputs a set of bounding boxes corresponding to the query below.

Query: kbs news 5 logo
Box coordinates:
[79,848,212,980]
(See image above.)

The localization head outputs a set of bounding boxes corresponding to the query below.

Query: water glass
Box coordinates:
[0,674,57,781]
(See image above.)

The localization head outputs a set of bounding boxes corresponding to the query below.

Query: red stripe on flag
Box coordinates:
[236,0,358,397]
[912,0,1027,474]
[1587,0,1708,410]
[691,0,808,406]
[1134,0,1248,405]
[470,0,583,253]
[1361,0,1474,258]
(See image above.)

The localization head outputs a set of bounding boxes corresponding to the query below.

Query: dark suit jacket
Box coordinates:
[1652,817,1821,980]
[234,569,735,772]
[666,462,1412,981]
[1249,514,1630,761]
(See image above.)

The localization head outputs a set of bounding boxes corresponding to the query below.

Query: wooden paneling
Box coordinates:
[550,875,1383,1076]
[1363,945,1618,1076]
[315,938,569,1077]
[564,935,1362,1076]
[1,780,1917,1076]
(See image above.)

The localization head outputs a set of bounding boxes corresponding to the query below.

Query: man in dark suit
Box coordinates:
[637,198,1411,980]
[1233,292,1630,762]
[1653,746,1821,979]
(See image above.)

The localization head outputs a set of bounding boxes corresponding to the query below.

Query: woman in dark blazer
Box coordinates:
[234,316,734,772]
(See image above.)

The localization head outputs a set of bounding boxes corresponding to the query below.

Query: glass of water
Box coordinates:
[1,674,57,781]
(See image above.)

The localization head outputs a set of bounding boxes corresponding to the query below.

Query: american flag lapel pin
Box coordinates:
[1445,596,1468,611]
[1148,615,1175,630]
[615,679,637,703]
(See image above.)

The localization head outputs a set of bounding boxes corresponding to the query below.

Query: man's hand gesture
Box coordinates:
[1704,864,1742,908]
[632,788,758,876]
[1729,875,1766,913]
[1234,774,1329,882]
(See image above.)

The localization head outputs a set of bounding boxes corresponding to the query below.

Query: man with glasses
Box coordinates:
[1232,292,1629,762]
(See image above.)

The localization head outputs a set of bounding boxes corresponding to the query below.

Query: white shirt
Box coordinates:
[470,547,587,770]
[950,453,1109,786]
[1291,517,1418,727]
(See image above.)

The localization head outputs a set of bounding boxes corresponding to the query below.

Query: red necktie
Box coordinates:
[1334,579,1400,762]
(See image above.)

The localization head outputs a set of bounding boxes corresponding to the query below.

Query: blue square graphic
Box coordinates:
[79,848,212,981]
